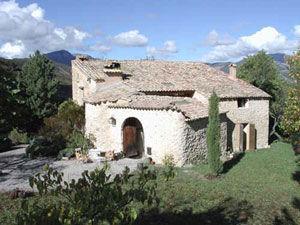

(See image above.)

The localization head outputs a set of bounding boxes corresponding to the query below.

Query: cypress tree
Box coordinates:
[21,51,59,121]
[207,91,223,175]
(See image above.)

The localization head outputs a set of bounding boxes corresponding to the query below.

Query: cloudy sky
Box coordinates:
[0,0,299,62]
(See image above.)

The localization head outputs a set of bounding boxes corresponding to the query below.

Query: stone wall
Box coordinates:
[71,62,96,106]
[85,102,229,166]
[182,114,228,164]
[219,98,269,151]
[85,103,187,165]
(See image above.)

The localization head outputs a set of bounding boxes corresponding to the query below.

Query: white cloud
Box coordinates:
[112,30,148,47]
[294,25,300,37]
[202,26,299,62]
[0,0,90,58]
[147,40,178,57]
[0,40,25,58]
[90,43,111,53]
[204,30,235,46]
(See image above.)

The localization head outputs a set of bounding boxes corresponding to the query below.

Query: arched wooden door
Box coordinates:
[122,118,144,158]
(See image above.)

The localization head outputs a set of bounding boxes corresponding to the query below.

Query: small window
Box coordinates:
[238,98,249,108]
[109,117,116,126]
[147,147,152,155]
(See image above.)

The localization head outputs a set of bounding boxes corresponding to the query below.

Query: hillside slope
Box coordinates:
[207,53,290,81]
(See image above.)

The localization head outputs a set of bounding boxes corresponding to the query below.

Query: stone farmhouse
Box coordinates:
[72,56,270,166]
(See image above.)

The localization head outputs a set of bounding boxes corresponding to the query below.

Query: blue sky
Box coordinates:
[0,0,299,61]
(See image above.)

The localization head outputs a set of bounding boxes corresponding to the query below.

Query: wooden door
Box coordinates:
[123,126,138,157]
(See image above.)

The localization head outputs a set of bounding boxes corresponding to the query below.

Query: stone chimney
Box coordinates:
[76,54,90,61]
[229,63,237,78]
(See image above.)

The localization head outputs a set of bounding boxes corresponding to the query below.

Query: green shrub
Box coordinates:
[0,136,12,152]
[162,154,176,181]
[17,164,161,225]
[57,147,75,160]
[36,100,85,158]
[57,100,85,132]
[68,131,94,156]
[206,91,223,175]
[26,136,66,159]
[8,128,29,145]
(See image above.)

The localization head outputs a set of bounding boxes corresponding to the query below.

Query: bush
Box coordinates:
[57,147,75,160]
[35,100,85,158]
[26,136,66,159]
[0,136,12,152]
[68,131,94,155]
[17,164,161,225]
[57,100,85,132]
[8,128,29,145]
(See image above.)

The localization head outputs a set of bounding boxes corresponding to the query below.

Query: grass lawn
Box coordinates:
[1,142,299,225]
[136,142,300,225]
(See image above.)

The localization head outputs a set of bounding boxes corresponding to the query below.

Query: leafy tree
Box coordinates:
[281,51,300,140]
[20,51,59,121]
[207,91,223,175]
[237,50,286,140]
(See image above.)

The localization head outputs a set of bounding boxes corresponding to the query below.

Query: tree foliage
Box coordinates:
[207,91,223,175]
[0,59,22,134]
[17,164,162,225]
[20,51,59,120]
[281,51,300,139]
[237,50,286,139]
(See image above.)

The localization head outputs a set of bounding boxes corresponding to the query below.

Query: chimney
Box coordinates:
[76,54,90,61]
[229,64,237,78]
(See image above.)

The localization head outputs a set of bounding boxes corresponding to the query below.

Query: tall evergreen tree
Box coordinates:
[21,51,59,121]
[207,91,223,175]
[237,50,286,140]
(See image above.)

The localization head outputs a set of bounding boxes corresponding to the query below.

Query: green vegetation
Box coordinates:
[1,164,174,225]
[8,128,29,145]
[20,51,59,121]
[2,143,297,225]
[237,51,287,140]
[206,91,223,175]
[281,50,300,141]
[26,100,86,159]
[139,142,300,225]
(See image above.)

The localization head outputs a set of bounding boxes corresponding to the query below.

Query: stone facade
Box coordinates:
[85,103,228,166]
[85,103,187,165]
[72,57,270,166]
[183,114,228,164]
[219,98,269,151]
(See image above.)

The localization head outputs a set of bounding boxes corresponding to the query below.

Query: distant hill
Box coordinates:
[207,53,290,82]
[45,50,75,66]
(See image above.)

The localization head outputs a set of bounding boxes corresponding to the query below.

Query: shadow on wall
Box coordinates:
[227,118,235,151]
[134,198,253,225]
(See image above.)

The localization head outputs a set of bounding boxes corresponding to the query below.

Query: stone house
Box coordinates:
[72,56,270,166]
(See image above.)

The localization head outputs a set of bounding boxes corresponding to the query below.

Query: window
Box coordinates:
[238,98,249,108]
[109,117,116,126]
[147,147,152,155]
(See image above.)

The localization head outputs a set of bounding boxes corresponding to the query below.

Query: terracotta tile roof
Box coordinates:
[74,59,270,99]
[108,95,227,120]
[83,82,139,103]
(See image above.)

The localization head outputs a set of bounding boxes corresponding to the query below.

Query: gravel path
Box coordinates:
[0,146,143,192]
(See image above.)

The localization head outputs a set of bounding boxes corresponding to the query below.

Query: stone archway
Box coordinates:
[122,117,144,158]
